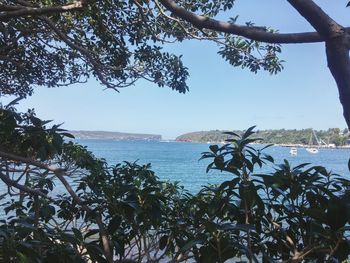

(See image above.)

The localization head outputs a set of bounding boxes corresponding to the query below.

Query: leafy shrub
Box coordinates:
[0,105,349,262]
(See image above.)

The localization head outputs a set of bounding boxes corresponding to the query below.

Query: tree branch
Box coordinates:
[287,0,344,39]
[0,4,24,11]
[53,164,113,263]
[326,37,350,129]
[0,150,65,174]
[0,171,54,201]
[0,1,86,21]
[40,16,121,92]
[158,0,324,44]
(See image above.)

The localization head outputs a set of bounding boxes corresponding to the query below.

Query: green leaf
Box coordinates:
[159,235,168,250]
[84,229,99,240]
[260,144,274,151]
[72,228,83,242]
[326,198,347,229]
[180,239,203,252]
[16,252,32,263]
[304,208,325,222]
[242,126,256,139]
[223,131,239,137]
[199,245,218,263]
[209,145,219,153]
[5,97,23,108]
[262,154,274,163]
[214,156,225,170]
[220,223,255,232]
[60,132,75,139]
[108,216,122,234]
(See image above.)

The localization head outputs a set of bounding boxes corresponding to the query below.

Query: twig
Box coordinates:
[0,171,54,201]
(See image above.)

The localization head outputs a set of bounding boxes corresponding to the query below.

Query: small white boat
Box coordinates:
[306,147,319,154]
[306,130,320,154]
[290,147,297,156]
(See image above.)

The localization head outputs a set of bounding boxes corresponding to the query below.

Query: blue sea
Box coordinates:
[78,140,350,193]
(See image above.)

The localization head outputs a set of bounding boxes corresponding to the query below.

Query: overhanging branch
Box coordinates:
[0,171,54,201]
[287,0,344,38]
[0,150,63,173]
[0,1,86,21]
[158,0,325,44]
[40,16,121,91]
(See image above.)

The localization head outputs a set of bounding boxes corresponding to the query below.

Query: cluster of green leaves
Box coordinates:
[0,98,72,159]
[0,0,190,97]
[1,0,288,97]
[0,104,189,262]
[0,161,185,262]
[174,0,235,16]
[192,127,350,262]
[219,35,284,74]
[1,106,350,262]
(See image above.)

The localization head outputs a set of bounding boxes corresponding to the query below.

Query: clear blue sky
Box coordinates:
[11,1,350,139]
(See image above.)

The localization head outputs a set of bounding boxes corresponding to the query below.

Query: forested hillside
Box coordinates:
[176,128,349,146]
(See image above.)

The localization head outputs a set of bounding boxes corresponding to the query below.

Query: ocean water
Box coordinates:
[78,140,350,193]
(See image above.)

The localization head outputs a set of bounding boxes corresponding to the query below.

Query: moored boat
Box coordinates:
[306,147,319,154]
[306,130,320,154]
[290,147,298,156]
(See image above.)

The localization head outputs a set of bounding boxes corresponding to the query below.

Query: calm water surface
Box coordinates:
[78,140,350,193]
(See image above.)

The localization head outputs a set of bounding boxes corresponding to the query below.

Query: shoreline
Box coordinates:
[277,143,350,149]
[175,140,350,149]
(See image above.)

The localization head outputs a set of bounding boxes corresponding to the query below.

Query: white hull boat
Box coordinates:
[305,130,320,154]
[290,147,298,156]
[306,147,319,154]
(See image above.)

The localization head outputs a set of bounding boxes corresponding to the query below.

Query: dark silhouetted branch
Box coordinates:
[0,171,54,201]
[0,1,85,21]
[287,0,344,39]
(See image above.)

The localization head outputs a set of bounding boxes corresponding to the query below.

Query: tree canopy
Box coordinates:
[1,0,349,127]
[0,0,285,98]
[0,0,192,97]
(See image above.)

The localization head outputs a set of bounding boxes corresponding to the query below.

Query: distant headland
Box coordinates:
[69,130,162,141]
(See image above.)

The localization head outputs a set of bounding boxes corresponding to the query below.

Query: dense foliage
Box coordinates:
[0,0,286,98]
[1,105,350,262]
[176,128,350,146]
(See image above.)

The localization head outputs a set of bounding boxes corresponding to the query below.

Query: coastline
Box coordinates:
[175,140,350,149]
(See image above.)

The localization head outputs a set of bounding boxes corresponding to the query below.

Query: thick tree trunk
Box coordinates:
[287,0,350,128]
[326,35,350,129]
